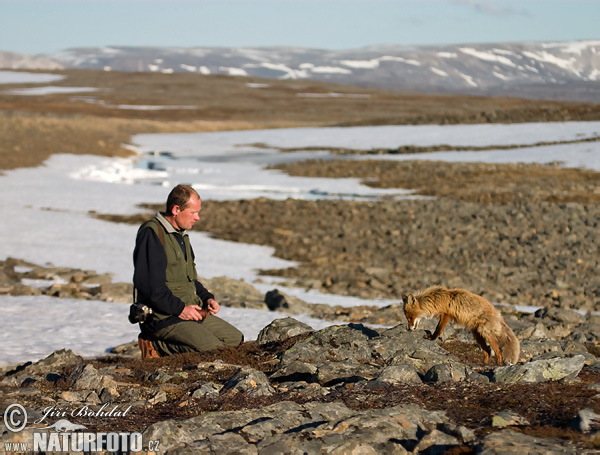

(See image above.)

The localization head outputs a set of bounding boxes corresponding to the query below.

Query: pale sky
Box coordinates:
[1,0,598,55]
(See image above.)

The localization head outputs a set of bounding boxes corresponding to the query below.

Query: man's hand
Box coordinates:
[179,305,206,321]
[206,298,220,315]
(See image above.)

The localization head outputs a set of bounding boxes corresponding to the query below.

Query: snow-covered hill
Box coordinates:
[2,40,600,101]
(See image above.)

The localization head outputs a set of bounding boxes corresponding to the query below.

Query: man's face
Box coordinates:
[172,195,201,231]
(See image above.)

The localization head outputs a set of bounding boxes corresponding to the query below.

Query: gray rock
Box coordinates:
[30,349,84,372]
[203,276,266,310]
[264,289,309,314]
[423,362,472,383]
[534,306,585,325]
[386,341,463,375]
[278,324,378,366]
[477,429,586,454]
[492,410,530,427]
[269,360,318,383]
[145,370,173,384]
[191,382,222,399]
[571,408,600,433]
[256,317,314,345]
[412,429,460,455]
[374,364,422,385]
[69,364,117,392]
[221,367,275,397]
[492,355,585,383]
[520,339,564,360]
[98,282,133,303]
[315,361,381,386]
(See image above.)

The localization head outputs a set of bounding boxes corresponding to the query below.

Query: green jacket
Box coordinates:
[134,212,214,332]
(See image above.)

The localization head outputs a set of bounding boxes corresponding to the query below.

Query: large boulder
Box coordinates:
[492,355,586,383]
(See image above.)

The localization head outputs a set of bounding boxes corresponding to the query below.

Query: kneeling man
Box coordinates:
[133,184,243,357]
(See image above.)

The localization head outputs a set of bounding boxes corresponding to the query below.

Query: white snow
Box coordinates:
[305,65,352,75]
[542,40,600,55]
[431,67,449,77]
[247,62,308,79]
[3,86,100,95]
[1,72,600,367]
[340,56,420,69]
[459,47,517,68]
[296,92,370,98]
[0,71,65,84]
[219,66,248,76]
[115,104,197,111]
[522,50,578,73]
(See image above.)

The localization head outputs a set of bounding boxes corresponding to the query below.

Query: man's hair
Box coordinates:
[166,184,200,215]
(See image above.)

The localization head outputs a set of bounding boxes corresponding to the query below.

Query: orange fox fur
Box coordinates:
[402,286,520,365]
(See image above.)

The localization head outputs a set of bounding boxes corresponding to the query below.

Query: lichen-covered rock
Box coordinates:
[492,355,585,383]
[256,317,314,345]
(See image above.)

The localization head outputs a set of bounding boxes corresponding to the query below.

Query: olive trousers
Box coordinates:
[151,314,243,355]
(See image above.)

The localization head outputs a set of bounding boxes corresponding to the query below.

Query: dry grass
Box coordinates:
[272,159,600,204]
[0,112,290,170]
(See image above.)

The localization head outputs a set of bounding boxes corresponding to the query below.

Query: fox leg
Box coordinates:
[487,336,503,365]
[426,314,451,340]
[471,330,493,364]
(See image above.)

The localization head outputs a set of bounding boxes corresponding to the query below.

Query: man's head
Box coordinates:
[165,184,201,231]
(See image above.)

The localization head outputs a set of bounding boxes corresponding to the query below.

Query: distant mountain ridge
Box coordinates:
[0,50,62,71]
[2,40,600,102]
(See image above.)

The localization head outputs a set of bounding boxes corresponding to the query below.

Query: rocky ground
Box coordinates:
[1,307,599,454]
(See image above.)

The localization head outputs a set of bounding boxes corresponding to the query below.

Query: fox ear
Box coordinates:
[401,294,408,303]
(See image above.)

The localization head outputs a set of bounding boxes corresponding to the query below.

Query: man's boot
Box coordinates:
[138,334,160,359]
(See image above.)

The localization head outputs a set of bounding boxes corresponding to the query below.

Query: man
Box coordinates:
[133,184,243,357]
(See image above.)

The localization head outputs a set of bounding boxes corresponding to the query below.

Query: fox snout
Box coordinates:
[406,317,421,331]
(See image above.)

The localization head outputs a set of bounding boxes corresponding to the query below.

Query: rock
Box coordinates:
[191,382,222,399]
[492,355,586,383]
[148,390,168,405]
[315,361,381,386]
[69,364,117,392]
[221,366,275,397]
[110,340,140,357]
[278,324,378,366]
[519,339,564,360]
[519,322,550,340]
[534,306,585,325]
[264,289,309,314]
[256,317,314,345]
[571,408,600,433]
[374,364,422,385]
[423,362,472,383]
[145,370,172,384]
[269,360,318,383]
[492,410,530,427]
[477,429,585,454]
[203,276,266,309]
[98,282,133,303]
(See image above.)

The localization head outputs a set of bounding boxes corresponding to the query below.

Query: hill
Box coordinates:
[2,40,600,102]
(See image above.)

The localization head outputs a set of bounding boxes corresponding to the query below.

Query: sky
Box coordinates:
[1,0,599,56]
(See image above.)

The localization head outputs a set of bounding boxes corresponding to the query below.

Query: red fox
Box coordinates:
[402,286,520,365]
